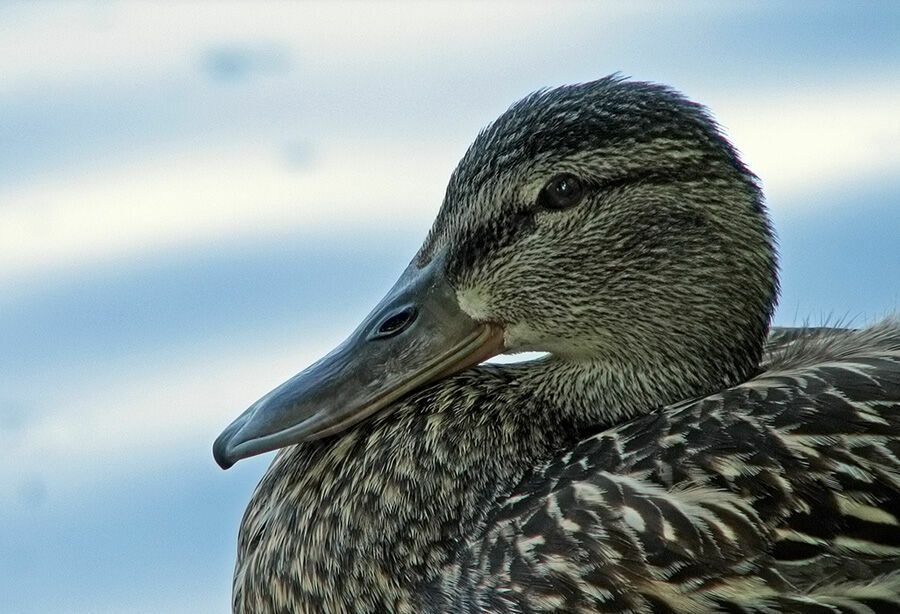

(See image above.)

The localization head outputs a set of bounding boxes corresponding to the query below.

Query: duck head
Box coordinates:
[214,77,777,469]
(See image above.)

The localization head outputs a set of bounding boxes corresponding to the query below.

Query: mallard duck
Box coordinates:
[214,77,900,613]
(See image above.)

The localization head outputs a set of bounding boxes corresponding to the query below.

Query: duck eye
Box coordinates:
[372,307,418,339]
[538,173,585,210]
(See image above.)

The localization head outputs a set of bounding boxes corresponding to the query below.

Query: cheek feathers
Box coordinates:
[457,285,493,322]
[457,284,553,353]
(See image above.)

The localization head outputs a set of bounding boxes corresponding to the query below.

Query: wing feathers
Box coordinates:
[448,321,900,613]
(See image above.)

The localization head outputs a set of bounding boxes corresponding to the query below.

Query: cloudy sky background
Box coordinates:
[1,2,898,612]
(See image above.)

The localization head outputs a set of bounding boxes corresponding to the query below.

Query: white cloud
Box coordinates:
[3,80,897,285]
[0,2,619,94]
[711,84,900,211]
[0,139,454,283]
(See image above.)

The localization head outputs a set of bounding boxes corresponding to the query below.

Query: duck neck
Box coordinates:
[232,354,710,613]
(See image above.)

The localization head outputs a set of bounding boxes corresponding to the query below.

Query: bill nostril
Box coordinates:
[373,307,418,339]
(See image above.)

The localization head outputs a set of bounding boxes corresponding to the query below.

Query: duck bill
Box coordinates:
[213,251,505,469]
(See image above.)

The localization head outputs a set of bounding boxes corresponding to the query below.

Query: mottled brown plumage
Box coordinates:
[222,77,900,613]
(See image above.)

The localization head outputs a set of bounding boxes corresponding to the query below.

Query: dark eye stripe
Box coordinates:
[596,166,731,192]
[447,208,536,279]
[444,165,728,279]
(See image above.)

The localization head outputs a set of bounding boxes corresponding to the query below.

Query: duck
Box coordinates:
[214,76,900,613]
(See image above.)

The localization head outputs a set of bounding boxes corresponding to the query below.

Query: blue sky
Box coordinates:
[1,2,898,612]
